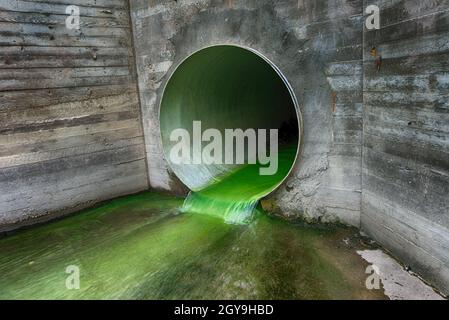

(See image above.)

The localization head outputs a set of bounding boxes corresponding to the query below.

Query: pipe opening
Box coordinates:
[160,45,301,222]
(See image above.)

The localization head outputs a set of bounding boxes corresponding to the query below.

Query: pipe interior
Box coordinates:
[160,45,299,193]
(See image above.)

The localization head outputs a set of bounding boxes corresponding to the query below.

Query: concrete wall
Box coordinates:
[130,0,449,294]
[361,0,449,294]
[0,0,148,232]
[129,0,364,226]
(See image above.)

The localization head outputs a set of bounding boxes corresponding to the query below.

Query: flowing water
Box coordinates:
[182,145,297,224]
[0,191,386,300]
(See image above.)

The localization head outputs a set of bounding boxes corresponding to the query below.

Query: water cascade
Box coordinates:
[159,45,301,223]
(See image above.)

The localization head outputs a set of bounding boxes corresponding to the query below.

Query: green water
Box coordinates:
[0,192,385,300]
[182,145,297,224]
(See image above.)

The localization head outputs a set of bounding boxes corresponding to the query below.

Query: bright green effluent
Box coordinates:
[0,192,386,299]
[182,145,297,224]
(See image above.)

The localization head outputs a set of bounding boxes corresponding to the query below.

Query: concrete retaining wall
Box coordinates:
[361,0,449,294]
[0,0,148,232]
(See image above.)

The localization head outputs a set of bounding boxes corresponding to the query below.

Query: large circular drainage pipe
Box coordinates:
[159,45,301,222]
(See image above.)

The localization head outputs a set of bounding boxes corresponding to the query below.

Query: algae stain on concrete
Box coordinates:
[0,192,386,300]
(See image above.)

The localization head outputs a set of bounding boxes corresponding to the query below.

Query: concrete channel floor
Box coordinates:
[0,191,442,300]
